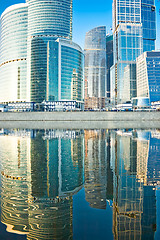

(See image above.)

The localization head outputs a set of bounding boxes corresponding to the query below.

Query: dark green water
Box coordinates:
[0,128,160,240]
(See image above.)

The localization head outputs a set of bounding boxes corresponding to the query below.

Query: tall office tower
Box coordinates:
[26,0,83,103]
[84,26,107,110]
[26,0,72,40]
[0,4,28,103]
[137,52,160,103]
[0,0,83,104]
[106,35,113,100]
[111,0,156,105]
[141,0,156,52]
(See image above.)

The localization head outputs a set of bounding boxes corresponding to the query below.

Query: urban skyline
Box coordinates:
[1,0,160,49]
[1,0,160,110]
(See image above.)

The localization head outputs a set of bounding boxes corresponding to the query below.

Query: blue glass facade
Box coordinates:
[113,0,141,28]
[29,38,83,103]
[61,43,83,101]
[141,0,156,52]
[30,37,59,102]
[111,23,143,103]
[111,0,156,104]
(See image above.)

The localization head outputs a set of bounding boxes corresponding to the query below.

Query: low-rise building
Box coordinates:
[42,100,84,111]
[7,102,35,112]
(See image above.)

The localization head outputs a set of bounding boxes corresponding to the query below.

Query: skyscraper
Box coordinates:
[26,0,72,39]
[111,0,156,105]
[141,0,156,52]
[27,0,83,103]
[0,4,28,103]
[0,0,83,104]
[84,26,107,110]
[106,34,113,100]
[137,51,160,103]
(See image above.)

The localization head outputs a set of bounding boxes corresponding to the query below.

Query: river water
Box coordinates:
[0,128,160,239]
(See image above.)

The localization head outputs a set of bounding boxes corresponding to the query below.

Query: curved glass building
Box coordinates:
[29,37,83,103]
[26,0,83,103]
[26,0,72,39]
[0,0,83,105]
[0,3,28,103]
[26,0,82,103]
[84,26,107,110]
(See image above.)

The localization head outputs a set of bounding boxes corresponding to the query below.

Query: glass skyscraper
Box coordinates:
[84,26,107,110]
[29,37,83,103]
[0,0,83,104]
[137,51,160,103]
[111,0,156,104]
[106,34,113,99]
[26,0,72,39]
[0,4,28,103]
[27,0,83,103]
[141,0,156,52]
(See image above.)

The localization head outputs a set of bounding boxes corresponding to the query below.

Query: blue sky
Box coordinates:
[0,0,112,48]
[73,0,112,47]
[0,0,160,49]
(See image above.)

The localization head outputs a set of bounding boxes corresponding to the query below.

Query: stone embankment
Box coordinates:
[0,111,160,129]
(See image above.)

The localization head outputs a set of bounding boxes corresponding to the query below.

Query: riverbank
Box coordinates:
[0,112,160,129]
[0,111,160,121]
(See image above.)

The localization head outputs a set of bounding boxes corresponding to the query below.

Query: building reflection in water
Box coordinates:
[111,129,158,240]
[84,130,113,209]
[0,128,160,239]
[28,129,84,240]
[0,129,30,235]
[0,129,84,239]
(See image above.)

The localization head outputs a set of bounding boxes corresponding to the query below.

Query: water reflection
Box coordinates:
[0,128,160,239]
[84,130,113,209]
[111,130,157,240]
